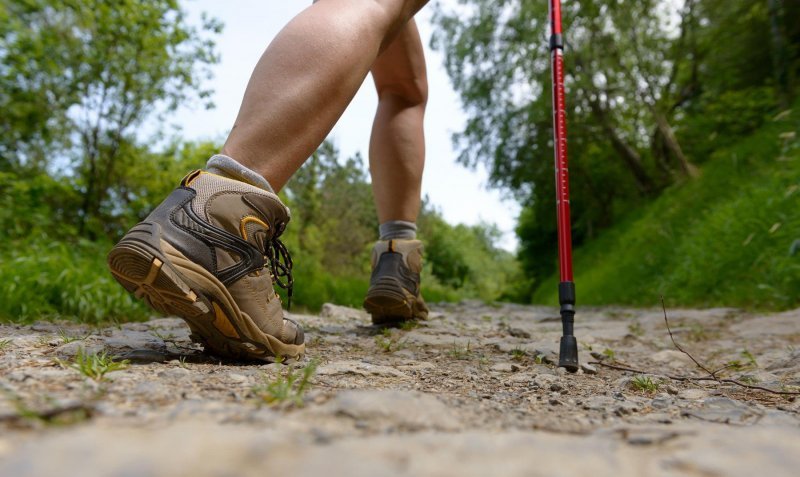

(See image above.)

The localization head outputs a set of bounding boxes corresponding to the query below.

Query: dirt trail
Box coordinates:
[1,302,799,476]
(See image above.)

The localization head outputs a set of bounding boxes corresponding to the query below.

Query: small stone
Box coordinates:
[580,363,598,375]
[614,402,640,416]
[490,363,517,373]
[556,367,567,375]
[684,397,763,425]
[159,367,191,379]
[227,373,248,383]
[549,382,564,392]
[508,328,531,339]
[582,395,616,411]
[320,390,461,431]
[590,351,606,361]
[317,361,408,378]
[665,385,679,395]
[7,372,29,383]
[533,374,558,388]
[678,388,709,401]
[650,393,672,410]
[548,398,562,406]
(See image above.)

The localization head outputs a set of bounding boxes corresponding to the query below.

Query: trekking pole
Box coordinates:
[549,0,579,372]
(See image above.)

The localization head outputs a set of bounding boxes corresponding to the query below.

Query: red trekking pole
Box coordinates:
[549,0,579,371]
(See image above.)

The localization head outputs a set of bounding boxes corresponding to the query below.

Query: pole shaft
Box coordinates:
[549,0,573,282]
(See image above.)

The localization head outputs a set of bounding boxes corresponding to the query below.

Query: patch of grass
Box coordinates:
[252,359,318,407]
[631,375,660,392]
[0,238,150,324]
[399,320,421,331]
[36,335,54,347]
[151,329,177,342]
[741,349,758,367]
[602,348,617,361]
[57,328,91,344]
[686,323,711,342]
[510,347,527,361]
[627,321,644,336]
[0,338,12,351]
[374,334,406,353]
[739,375,759,385]
[448,340,473,360]
[2,391,92,427]
[533,105,800,310]
[56,348,130,381]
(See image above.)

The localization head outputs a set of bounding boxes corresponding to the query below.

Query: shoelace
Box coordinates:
[265,235,294,310]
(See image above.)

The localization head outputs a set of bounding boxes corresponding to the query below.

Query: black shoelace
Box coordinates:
[265,235,294,310]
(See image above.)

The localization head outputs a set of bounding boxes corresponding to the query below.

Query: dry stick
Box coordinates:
[660,297,800,395]
[585,298,800,396]
[587,360,800,395]
[660,296,717,378]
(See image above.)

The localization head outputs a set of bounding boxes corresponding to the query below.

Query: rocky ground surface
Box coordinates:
[1,302,799,477]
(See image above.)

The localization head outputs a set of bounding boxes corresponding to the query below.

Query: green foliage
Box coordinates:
[418,203,524,302]
[374,333,406,353]
[534,105,800,309]
[0,236,150,323]
[0,171,150,322]
[448,340,474,361]
[278,142,521,311]
[432,0,800,299]
[57,329,92,344]
[252,360,318,407]
[510,347,527,361]
[56,348,130,382]
[631,375,660,393]
[0,0,220,233]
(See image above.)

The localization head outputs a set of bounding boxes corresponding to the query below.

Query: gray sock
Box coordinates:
[379,220,417,240]
[206,154,275,193]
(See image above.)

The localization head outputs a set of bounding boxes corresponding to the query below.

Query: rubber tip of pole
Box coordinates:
[558,335,579,372]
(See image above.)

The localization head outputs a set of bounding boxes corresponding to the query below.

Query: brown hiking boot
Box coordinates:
[363,239,429,325]
[107,170,304,361]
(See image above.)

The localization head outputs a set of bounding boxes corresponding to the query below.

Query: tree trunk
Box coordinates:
[653,111,699,178]
[588,97,656,194]
[768,0,791,109]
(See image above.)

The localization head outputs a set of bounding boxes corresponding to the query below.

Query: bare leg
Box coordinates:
[369,19,427,224]
[221,0,429,191]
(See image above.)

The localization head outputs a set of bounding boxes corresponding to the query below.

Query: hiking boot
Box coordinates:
[107,170,304,361]
[363,239,429,325]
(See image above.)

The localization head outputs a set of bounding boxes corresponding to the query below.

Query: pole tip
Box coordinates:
[558,335,579,372]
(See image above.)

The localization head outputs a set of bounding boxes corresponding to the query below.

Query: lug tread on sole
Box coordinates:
[108,241,302,362]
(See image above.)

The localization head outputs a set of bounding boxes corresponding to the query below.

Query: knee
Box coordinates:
[375,74,428,107]
[366,0,429,31]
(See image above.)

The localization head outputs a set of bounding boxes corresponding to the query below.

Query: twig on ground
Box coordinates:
[588,360,800,395]
[582,296,800,396]
[660,296,717,378]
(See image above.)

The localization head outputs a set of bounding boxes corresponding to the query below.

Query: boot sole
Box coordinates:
[363,278,427,325]
[107,223,304,361]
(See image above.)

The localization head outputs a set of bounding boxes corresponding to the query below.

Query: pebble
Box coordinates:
[678,389,709,401]
[491,363,519,373]
[227,373,248,383]
[533,374,558,388]
[650,394,673,410]
[508,328,531,339]
[581,363,598,375]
